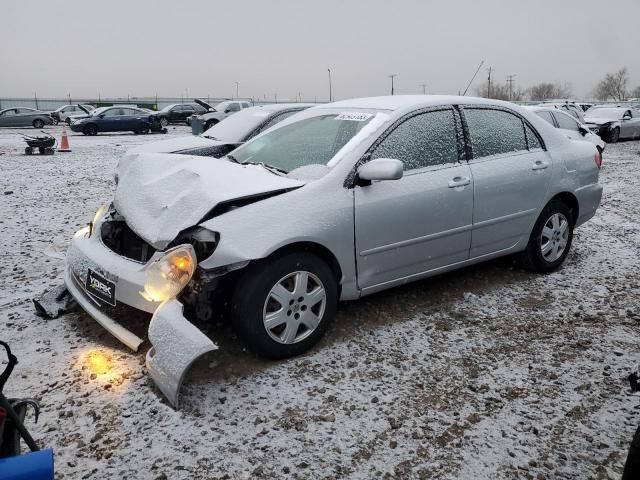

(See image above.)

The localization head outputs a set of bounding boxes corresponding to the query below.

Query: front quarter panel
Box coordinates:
[199,178,358,299]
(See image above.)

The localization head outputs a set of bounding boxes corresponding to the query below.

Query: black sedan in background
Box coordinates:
[156,103,207,126]
[69,106,166,135]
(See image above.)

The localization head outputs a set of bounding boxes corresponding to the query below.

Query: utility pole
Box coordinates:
[487,67,492,99]
[389,74,397,95]
[327,68,332,102]
[34,92,38,110]
[506,74,516,101]
[67,93,71,105]
[420,83,427,95]
[235,82,239,99]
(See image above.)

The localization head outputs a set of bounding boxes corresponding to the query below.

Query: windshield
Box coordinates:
[91,107,109,116]
[202,108,275,142]
[228,112,375,173]
[587,108,625,119]
[160,105,175,112]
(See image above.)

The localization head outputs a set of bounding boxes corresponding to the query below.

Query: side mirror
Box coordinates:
[224,109,231,114]
[357,158,403,183]
[623,116,631,121]
[98,114,105,118]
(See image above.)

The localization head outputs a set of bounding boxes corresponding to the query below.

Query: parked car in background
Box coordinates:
[50,104,94,124]
[526,106,605,152]
[156,103,208,127]
[0,107,55,128]
[69,106,165,135]
[191,99,251,130]
[584,107,640,143]
[65,95,602,406]
[537,102,585,122]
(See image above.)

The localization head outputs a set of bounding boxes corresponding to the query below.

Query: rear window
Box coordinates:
[464,108,527,158]
[553,112,580,132]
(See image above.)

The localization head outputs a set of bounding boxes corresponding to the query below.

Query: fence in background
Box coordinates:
[0,96,323,111]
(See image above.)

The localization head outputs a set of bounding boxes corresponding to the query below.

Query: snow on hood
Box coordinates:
[114,153,304,249]
[126,135,220,155]
[584,117,618,125]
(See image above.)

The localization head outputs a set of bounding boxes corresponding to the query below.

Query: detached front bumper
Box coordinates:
[64,226,217,407]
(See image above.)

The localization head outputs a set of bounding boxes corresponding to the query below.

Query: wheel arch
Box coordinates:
[266,241,343,288]
[549,191,579,225]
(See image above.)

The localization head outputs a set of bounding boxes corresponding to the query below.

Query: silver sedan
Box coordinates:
[0,107,55,128]
[64,95,603,406]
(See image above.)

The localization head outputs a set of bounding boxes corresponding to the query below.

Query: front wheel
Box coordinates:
[230,252,338,359]
[517,200,574,273]
[32,119,45,129]
[607,127,620,143]
[83,124,98,136]
[159,117,169,127]
[204,120,218,131]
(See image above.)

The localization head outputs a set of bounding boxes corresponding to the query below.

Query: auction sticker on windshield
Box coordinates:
[85,269,116,306]
[335,112,373,121]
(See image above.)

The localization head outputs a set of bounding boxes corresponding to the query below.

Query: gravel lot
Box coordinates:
[1,126,639,479]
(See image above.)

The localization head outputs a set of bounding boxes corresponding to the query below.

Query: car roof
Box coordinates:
[316,95,514,112]
[247,103,316,112]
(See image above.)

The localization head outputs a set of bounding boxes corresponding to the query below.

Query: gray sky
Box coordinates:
[2,0,639,101]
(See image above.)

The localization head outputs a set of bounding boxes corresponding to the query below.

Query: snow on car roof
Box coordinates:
[317,95,511,112]
[247,103,316,112]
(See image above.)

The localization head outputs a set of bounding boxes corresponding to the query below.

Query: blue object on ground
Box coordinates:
[0,449,54,480]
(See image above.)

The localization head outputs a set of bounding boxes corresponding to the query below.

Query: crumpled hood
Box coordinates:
[127,135,220,155]
[114,153,304,249]
[584,117,618,126]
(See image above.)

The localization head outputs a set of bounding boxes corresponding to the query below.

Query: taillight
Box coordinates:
[594,150,602,169]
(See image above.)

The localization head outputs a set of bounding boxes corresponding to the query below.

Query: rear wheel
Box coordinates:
[230,252,338,359]
[25,147,33,155]
[32,119,44,129]
[607,127,620,143]
[84,124,98,136]
[517,200,574,273]
[159,117,169,127]
[136,123,150,134]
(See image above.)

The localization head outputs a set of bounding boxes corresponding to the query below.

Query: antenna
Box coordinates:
[462,60,484,96]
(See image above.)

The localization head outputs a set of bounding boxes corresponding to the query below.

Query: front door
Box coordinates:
[463,107,553,258]
[354,108,474,291]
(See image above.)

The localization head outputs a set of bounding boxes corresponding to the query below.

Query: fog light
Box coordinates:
[141,245,196,302]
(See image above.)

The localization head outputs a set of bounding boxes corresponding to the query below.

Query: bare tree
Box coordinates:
[474,81,525,101]
[529,82,573,101]
[593,68,629,101]
[632,85,640,99]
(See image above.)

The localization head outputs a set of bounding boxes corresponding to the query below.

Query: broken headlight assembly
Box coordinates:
[140,245,197,303]
[88,202,111,237]
[170,227,220,262]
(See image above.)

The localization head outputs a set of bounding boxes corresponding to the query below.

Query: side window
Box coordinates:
[371,109,459,170]
[553,112,580,132]
[103,108,120,117]
[464,108,527,158]
[241,102,250,109]
[228,103,241,112]
[524,123,542,150]
[536,111,555,126]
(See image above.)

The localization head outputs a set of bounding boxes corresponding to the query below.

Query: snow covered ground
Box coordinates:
[1,125,639,479]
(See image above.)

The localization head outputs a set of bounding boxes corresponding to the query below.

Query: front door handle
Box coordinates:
[532,160,549,170]
[448,176,471,188]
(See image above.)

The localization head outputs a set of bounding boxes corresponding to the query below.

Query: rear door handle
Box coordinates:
[448,176,471,188]
[532,160,549,170]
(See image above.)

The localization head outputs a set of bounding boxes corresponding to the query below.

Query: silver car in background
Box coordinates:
[526,106,605,152]
[64,95,602,406]
[0,107,54,128]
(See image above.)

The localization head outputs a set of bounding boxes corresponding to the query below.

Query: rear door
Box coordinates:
[354,107,474,290]
[99,108,122,131]
[621,109,640,138]
[463,107,551,258]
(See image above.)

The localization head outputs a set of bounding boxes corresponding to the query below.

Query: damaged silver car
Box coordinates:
[63,96,603,406]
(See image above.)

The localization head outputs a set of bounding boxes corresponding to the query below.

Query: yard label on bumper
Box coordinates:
[85,268,116,306]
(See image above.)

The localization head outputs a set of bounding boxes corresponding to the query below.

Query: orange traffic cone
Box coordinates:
[58,125,71,152]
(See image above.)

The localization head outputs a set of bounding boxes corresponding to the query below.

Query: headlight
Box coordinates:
[140,245,197,302]
[89,202,110,237]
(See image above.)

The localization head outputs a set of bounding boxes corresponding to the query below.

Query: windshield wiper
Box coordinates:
[202,134,219,140]
[226,155,287,175]
[227,154,240,163]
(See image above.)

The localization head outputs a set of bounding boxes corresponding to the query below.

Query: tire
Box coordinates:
[136,123,150,135]
[204,119,218,131]
[516,200,574,273]
[159,117,169,127]
[25,147,32,155]
[45,147,54,155]
[84,124,98,136]
[32,119,45,129]
[65,118,71,126]
[607,127,620,143]
[230,251,338,359]
[38,147,45,154]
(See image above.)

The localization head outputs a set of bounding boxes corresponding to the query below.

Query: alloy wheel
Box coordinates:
[540,213,569,262]
[262,271,326,344]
